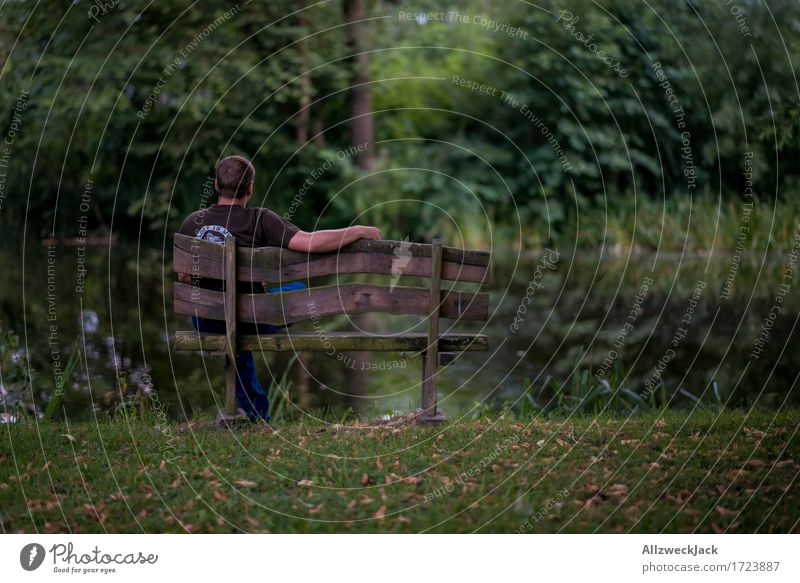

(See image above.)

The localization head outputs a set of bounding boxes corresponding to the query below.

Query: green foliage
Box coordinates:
[1,0,797,244]
[518,358,724,418]
[266,353,299,423]
[0,321,32,421]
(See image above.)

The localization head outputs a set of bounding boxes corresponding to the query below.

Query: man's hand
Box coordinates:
[356,226,382,240]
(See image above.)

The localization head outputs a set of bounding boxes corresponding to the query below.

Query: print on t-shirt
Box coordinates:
[196,224,232,244]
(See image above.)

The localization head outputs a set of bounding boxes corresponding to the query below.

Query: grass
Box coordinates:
[1,408,798,533]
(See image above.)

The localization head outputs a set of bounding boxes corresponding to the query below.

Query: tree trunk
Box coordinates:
[345,0,374,170]
[295,5,312,145]
[345,0,374,416]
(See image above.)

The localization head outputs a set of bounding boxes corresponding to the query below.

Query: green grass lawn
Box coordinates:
[1,409,798,533]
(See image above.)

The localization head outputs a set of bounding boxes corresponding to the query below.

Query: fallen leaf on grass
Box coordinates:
[235,480,258,488]
[361,473,369,486]
[297,479,315,487]
[402,476,424,485]
[607,484,629,497]
[715,505,737,517]
[373,505,387,519]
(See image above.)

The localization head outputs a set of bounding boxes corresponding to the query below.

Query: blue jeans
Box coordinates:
[192,281,306,421]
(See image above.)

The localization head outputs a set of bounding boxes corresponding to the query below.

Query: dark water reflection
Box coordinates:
[2,241,798,420]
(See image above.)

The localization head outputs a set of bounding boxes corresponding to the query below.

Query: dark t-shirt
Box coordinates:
[179,204,300,293]
[179,204,299,248]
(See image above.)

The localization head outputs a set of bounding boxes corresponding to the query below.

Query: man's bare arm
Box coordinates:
[287,226,382,253]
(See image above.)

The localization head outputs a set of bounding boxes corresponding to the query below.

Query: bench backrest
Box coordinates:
[172,233,490,327]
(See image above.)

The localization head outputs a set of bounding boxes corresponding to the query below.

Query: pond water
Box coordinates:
[2,239,798,421]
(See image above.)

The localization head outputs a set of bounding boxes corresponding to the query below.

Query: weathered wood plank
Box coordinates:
[173,331,489,353]
[223,236,237,416]
[174,282,489,324]
[422,239,444,417]
[173,234,490,283]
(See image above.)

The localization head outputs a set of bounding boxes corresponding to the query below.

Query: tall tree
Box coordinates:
[345,0,374,170]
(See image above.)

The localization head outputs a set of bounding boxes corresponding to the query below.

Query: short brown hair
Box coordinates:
[215,155,255,199]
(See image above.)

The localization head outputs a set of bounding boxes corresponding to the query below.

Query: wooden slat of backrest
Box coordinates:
[174,282,489,325]
[173,234,490,283]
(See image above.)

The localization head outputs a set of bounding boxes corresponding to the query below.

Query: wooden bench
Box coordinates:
[171,233,490,425]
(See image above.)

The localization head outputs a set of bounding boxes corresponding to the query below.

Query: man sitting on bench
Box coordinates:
[178,155,382,421]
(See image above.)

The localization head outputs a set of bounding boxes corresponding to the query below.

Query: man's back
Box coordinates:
[179,203,298,249]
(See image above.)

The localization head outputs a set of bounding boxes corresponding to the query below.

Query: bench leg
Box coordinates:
[215,354,247,429]
[225,353,237,416]
[420,352,446,424]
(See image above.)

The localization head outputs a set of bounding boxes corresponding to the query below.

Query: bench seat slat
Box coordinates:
[173,234,490,283]
[174,282,489,324]
[173,331,488,353]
